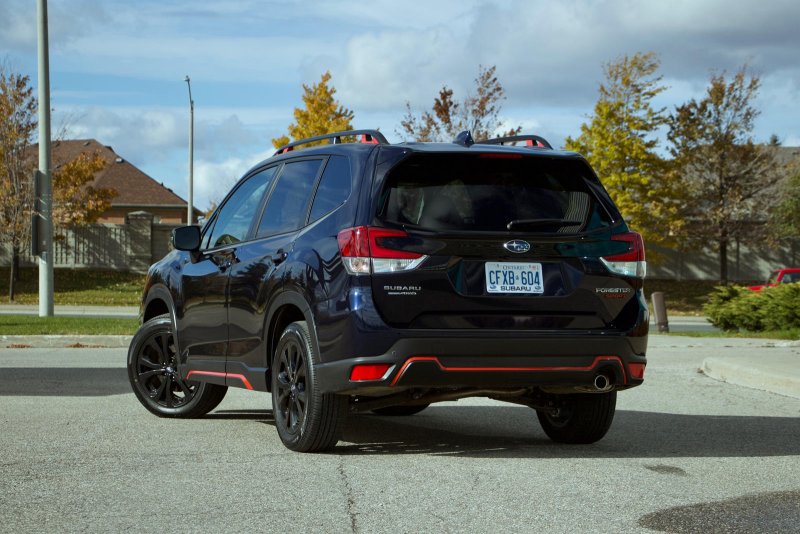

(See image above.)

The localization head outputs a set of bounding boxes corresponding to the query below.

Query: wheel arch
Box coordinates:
[142,284,178,329]
[264,290,319,391]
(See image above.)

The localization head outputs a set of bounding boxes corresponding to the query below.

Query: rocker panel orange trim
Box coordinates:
[185,370,254,390]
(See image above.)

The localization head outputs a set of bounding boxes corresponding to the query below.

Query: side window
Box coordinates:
[204,167,276,249]
[309,156,351,223]
[257,159,323,237]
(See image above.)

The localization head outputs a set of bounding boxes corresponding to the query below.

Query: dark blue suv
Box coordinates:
[127,130,648,452]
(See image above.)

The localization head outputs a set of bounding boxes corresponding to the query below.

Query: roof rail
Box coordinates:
[480,134,553,150]
[274,129,389,155]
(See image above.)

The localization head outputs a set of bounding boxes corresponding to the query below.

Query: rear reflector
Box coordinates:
[337,226,427,275]
[628,363,646,380]
[350,364,392,381]
[600,232,647,278]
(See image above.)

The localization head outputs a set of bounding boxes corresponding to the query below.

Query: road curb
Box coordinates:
[0,335,132,349]
[703,356,800,400]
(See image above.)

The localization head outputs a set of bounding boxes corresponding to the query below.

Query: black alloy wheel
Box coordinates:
[128,314,226,418]
[274,335,308,436]
[271,321,347,452]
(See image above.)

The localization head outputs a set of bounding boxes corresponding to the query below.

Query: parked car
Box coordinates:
[127,130,649,452]
[747,268,800,291]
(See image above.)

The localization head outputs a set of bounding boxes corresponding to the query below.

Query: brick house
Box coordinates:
[41,139,200,224]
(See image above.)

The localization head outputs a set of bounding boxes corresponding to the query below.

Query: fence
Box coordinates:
[1,211,179,273]
[647,239,800,281]
[2,212,797,280]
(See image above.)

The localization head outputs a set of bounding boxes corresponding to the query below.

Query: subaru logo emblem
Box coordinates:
[504,240,530,253]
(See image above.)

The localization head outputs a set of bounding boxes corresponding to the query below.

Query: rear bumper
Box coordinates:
[315,333,647,394]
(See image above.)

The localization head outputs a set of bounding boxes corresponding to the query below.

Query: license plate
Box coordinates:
[485,262,543,294]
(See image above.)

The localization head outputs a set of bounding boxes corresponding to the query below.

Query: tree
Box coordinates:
[271,72,354,149]
[0,65,36,301]
[1,65,120,301]
[399,65,521,142]
[770,168,800,246]
[668,67,784,283]
[565,52,683,250]
[52,151,114,227]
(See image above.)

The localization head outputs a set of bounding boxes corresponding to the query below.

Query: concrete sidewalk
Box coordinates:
[0,334,131,348]
[650,335,800,400]
[650,315,719,333]
[0,304,138,318]
[703,351,800,400]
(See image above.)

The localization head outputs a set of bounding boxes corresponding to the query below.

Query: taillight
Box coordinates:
[337,226,427,275]
[600,232,646,278]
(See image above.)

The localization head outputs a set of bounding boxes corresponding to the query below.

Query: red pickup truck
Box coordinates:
[748,268,800,291]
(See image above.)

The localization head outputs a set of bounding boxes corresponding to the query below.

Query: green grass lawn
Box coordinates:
[0,268,145,306]
[0,315,138,335]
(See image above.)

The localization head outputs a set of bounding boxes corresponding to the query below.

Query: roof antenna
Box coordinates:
[454,130,474,147]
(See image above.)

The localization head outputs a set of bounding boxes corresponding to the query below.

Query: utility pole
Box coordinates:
[37,0,54,317]
[184,76,194,225]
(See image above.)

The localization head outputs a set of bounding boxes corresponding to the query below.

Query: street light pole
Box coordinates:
[184,76,194,225]
[37,0,54,317]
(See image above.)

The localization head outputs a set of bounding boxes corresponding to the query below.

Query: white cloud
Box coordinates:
[0,0,110,53]
[9,0,800,215]
[194,150,271,208]
[330,0,800,113]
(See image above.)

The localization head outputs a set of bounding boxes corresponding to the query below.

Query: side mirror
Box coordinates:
[172,226,201,251]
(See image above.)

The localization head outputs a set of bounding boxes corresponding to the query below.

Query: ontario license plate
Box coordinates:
[485,262,543,294]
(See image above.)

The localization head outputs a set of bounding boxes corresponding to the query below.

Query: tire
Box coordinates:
[271,321,347,452]
[372,404,430,416]
[536,392,616,444]
[128,314,227,418]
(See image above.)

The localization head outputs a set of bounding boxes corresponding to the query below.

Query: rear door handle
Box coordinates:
[218,258,233,272]
[271,249,287,265]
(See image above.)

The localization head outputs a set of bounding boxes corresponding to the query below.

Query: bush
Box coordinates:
[760,284,800,331]
[704,283,800,331]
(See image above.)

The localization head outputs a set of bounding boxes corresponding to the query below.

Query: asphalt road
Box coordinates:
[1,337,799,533]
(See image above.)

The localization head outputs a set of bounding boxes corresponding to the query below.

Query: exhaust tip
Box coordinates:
[594,373,611,391]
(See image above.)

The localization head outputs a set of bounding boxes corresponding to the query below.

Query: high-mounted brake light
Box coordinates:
[600,232,646,278]
[337,226,427,275]
[478,153,523,159]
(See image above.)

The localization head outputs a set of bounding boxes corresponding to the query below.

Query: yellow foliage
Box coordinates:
[271,72,354,150]
[565,52,686,250]
[53,152,116,227]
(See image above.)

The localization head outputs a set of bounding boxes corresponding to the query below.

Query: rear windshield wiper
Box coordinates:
[506,218,583,230]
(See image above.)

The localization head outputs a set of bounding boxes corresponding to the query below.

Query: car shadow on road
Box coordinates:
[206,409,275,422]
[333,406,800,459]
[0,367,128,396]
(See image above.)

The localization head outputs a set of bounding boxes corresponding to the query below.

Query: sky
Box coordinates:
[2,0,799,210]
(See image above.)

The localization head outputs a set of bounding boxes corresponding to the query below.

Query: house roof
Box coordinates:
[33,139,190,208]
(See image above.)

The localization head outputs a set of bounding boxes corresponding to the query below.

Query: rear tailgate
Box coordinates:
[368,152,643,330]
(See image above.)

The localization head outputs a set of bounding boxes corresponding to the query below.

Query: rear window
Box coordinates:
[376,154,613,233]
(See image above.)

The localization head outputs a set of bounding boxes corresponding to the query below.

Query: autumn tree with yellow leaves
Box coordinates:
[565,52,684,252]
[272,71,354,149]
[0,65,115,300]
[52,152,114,227]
